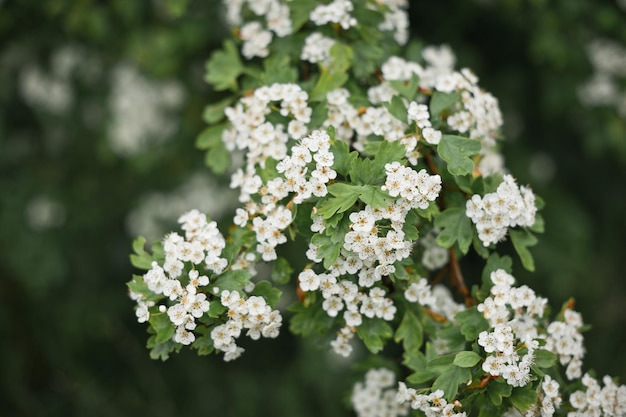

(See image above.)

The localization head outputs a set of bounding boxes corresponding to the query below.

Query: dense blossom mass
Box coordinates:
[128,0,626,415]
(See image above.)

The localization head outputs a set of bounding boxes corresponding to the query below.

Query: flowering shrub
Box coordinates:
[128,1,626,416]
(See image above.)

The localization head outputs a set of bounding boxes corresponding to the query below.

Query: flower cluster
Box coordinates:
[210,289,282,361]
[476,269,547,387]
[224,82,311,173]
[310,0,357,30]
[545,309,585,380]
[404,278,465,321]
[131,209,227,345]
[300,32,335,66]
[567,374,626,417]
[396,383,467,417]
[351,368,409,417]
[224,0,292,58]
[466,174,537,246]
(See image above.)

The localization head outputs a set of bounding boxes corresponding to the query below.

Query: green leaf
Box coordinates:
[330,139,357,176]
[288,300,335,337]
[434,207,473,254]
[430,91,460,118]
[208,300,227,318]
[356,318,393,354]
[148,337,177,361]
[317,195,359,219]
[509,229,538,271]
[289,0,318,30]
[404,351,437,383]
[427,353,456,373]
[432,365,471,402]
[271,257,293,285]
[455,308,490,341]
[210,269,252,292]
[191,326,215,356]
[196,124,231,174]
[358,185,389,208]
[454,351,482,368]
[310,233,342,269]
[533,349,558,368]
[130,236,153,270]
[389,73,420,101]
[205,40,244,91]
[202,96,235,124]
[260,52,298,85]
[481,253,513,285]
[310,43,352,101]
[437,135,481,176]
[509,387,538,413]
[250,280,282,308]
[383,95,407,123]
[149,313,175,344]
[486,380,513,406]
[395,310,424,351]
[196,124,226,150]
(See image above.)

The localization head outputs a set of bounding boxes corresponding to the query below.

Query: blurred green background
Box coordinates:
[1,0,625,415]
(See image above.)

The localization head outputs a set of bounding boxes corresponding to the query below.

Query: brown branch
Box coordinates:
[449,248,475,307]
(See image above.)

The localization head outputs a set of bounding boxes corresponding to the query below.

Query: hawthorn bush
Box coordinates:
[127,1,626,416]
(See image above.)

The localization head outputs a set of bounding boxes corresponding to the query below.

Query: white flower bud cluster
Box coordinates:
[545,309,585,380]
[300,32,335,66]
[466,175,537,246]
[418,230,449,271]
[351,368,409,417]
[210,289,282,361]
[374,0,410,45]
[232,130,336,262]
[477,269,547,387]
[298,260,397,356]
[567,374,626,417]
[224,0,292,58]
[133,209,229,345]
[224,82,312,172]
[310,0,357,30]
[396,384,467,417]
[404,278,465,321]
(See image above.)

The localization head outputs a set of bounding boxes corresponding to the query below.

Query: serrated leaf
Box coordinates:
[533,349,558,368]
[288,300,335,337]
[437,135,481,176]
[202,96,235,124]
[317,195,359,219]
[250,280,282,308]
[454,351,482,368]
[509,387,538,413]
[130,236,153,270]
[509,229,538,271]
[359,185,389,208]
[330,139,357,176]
[486,380,513,406]
[210,269,251,292]
[271,257,293,285]
[434,207,473,254]
[455,307,490,341]
[196,124,226,150]
[204,141,231,174]
[191,326,215,356]
[310,43,352,101]
[432,365,471,402]
[395,310,423,351]
[383,95,407,123]
[310,233,342,269]
[430,91,460,117]
[389,73,420,100]
[208,300,227,318]
[427,353,456,373]
[149,313,176,344]
[205,40,243,91]
[356,318,393,354]
[148,338,177,361]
